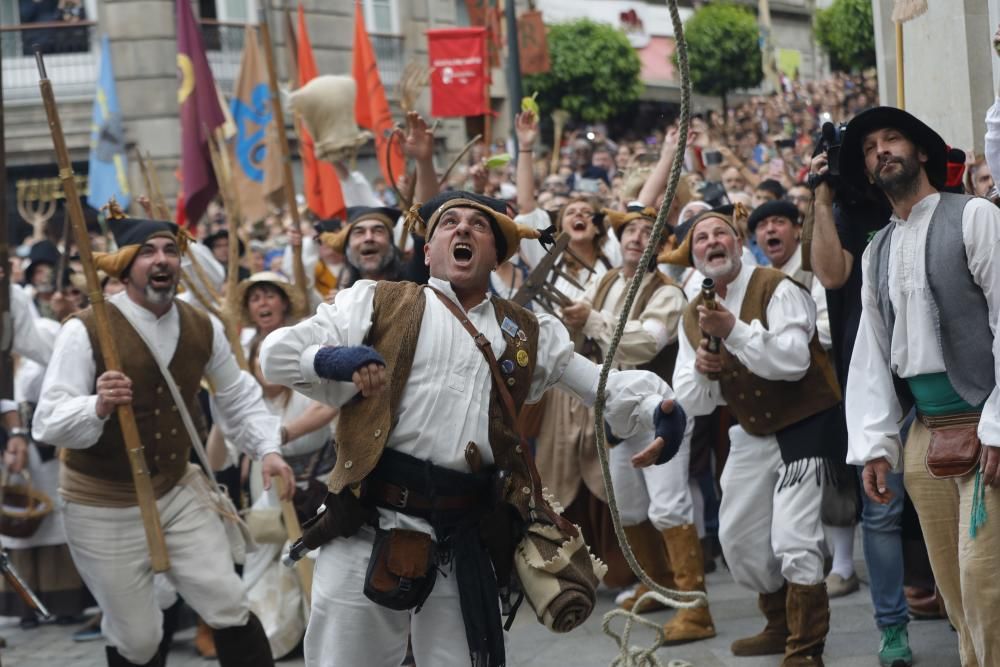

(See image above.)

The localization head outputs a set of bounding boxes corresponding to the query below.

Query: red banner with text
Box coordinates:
[427,27,488,118]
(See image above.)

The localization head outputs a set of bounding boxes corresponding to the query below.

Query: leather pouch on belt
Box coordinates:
[364,528,437,611]
[925,424,982,479]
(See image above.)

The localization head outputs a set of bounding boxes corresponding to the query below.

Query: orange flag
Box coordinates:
[352,2,404,188]
[297,5,345,220]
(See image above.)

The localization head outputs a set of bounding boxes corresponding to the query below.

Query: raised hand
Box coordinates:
[396,111,435,162]
[515,110,539,151]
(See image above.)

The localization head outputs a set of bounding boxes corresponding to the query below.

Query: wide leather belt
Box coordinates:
[917,411,981,430]
[363,479,484,515]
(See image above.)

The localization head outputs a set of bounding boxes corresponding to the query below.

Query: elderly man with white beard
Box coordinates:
[663,207,845,667]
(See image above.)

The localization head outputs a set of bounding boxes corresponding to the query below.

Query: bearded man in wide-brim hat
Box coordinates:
[260,190,690,667]
[32,214,294,667]
[844,106,1000,667]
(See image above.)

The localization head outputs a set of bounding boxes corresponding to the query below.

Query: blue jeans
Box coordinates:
[858,466,910,629]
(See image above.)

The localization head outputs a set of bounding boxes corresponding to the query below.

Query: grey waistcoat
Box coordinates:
[868,192,994,407]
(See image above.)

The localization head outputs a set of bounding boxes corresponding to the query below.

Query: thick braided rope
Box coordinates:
[593,1,702,662]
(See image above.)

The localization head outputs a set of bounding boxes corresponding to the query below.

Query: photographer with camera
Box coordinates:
[808,123,914,667]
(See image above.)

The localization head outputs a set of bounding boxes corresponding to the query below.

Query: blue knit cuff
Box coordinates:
[653,401,687,465]
[313,345,385,382]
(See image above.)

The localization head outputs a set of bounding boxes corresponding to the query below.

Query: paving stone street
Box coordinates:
[0,553,960,667]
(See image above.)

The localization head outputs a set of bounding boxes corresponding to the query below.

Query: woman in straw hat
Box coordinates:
[235,271,337,659]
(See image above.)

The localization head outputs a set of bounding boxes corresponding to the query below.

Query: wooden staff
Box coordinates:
[0,60,11,405]
[35,51,170,573]
[206,130,249,372]
[275,476,312,605]
[135,149,171,220]
[258,2,309,308]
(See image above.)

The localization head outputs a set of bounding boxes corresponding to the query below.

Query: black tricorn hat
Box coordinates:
[841,106,947,194]
[313,217,344,236]
[203,229,245,257]
[108,217,178,248]
[747,199,801,234]
[345,206,401,226]
[24,240,61,284]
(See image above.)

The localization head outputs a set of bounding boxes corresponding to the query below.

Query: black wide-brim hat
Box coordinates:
[841,106,947,193]
[747,200,801,234]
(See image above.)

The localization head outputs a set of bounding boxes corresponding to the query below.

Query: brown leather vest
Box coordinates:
[331,282,541,520]
[591,267,683,382]
[681,267,840,437]
[64,300,213,493]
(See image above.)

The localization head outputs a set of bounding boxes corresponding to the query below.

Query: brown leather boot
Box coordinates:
[193,618,216,659]
[213,612,275,667]
[618,520,675,614]
[781,582,829,667]
[731,583,789,656]
[660,524,716,645]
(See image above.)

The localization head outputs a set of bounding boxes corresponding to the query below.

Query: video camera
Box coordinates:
[808,120,847,189]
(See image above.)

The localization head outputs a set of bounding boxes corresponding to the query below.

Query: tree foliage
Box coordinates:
[523,19,643,123]
[683,3,763,110]
[814,0,875,72]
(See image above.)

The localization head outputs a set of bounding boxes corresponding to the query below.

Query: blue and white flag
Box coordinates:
[88,35,131,210]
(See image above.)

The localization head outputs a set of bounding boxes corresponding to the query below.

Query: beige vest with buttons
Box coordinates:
[62,300,213,505]
[681,267,840,437]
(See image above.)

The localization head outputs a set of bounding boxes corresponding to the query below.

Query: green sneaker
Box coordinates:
[879,623,913,667]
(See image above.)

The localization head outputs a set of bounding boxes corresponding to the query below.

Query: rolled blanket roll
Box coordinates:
[514,519,607,633]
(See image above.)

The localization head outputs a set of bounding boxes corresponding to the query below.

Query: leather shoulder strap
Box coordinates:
[427,287,576,536]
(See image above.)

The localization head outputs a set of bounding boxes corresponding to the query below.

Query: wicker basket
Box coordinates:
[0,471,53,539]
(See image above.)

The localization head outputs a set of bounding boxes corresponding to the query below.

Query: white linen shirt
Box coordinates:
[32,291,282,461]
[580,270,686,368]
[673,262,817,418]
[775,245,831,349]
[10,284,53,367]
[846,194,1000,469]
[259,277,671,532]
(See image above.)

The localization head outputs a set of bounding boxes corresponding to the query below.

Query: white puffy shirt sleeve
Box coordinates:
[203,315,282,461]
[962,198,1000,448]
[672,322,725,418]
[723,280,815,381]
[528,312,671,440]
[32,318,105,448]
[259,280,377,408]
[11,285,53,366]
[845,244,905,469]
[515,208,554,270]
[985,97,1000,187]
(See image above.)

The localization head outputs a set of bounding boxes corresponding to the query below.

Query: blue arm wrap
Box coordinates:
[313,345,385,382]
[653,401,687,465]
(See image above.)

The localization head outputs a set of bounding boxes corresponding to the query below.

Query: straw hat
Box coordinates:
[235,271,306,326]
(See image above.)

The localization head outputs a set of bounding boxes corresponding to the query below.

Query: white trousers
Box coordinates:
[62,484,250,664]
[305,525,483,667]
[609,419,694,530]
[718,426,826,593]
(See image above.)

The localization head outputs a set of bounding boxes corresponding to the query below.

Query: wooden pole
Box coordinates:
[0,56,12,405]
[35,51,170,573]
[895,22,905,110]
[206,130,249,372]
[275,476,312,605]
[258,1,309,308]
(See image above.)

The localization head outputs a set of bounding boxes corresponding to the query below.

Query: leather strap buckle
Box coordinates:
[390,486,409,509]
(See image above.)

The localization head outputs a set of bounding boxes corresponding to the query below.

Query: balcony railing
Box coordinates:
[200,19,246,92]
[1,20,401,105]
[371,33,404,93]
[1,20,97,103]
